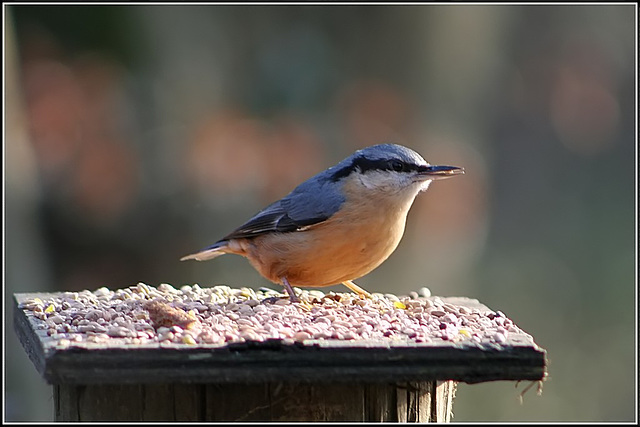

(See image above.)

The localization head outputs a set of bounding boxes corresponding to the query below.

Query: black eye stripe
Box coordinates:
[330,156,418,181]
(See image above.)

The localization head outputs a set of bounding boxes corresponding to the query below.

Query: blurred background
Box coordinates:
[4,4,636,422]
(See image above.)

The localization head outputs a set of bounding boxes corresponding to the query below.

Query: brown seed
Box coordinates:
[143,300,201,331]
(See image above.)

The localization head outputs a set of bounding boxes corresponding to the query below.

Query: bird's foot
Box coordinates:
[342,280,373,298]
[260,295,289,304]
[281,277,301,303]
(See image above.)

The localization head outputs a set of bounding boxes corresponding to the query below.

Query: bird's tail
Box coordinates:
[180,241,229,261]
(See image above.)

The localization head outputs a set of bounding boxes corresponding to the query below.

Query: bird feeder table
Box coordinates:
[13,284,547,422]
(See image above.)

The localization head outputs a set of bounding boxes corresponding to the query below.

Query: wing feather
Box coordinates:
[220,201,319,240]
[220,173,345,241]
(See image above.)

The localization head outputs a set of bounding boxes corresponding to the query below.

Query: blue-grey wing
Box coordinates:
[220,174,345,241]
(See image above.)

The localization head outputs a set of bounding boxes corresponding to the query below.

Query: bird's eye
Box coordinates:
[390,160,405,172]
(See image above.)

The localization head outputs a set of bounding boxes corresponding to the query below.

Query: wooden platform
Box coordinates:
[13,292,547,422]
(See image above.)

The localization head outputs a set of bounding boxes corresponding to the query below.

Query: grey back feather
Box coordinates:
[212,144,424,245]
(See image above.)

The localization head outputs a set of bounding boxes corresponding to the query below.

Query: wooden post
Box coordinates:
[14,292,547,422]
[52,381,456,422]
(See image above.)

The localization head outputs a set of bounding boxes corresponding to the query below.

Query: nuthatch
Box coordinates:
[181,143,464,302]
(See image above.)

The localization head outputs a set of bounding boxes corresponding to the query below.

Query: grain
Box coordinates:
[18,283,527,348]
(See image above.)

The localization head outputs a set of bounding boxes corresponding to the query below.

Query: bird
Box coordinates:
[181,143,464,302]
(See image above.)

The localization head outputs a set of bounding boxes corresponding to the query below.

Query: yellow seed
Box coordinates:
[45,304,55,313]
[297,301,312,312]
[394,301,407,310]
[459,329,471,338]
[182,335,197,345]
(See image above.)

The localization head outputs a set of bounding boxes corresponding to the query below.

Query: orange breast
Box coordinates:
[240,178,416,287]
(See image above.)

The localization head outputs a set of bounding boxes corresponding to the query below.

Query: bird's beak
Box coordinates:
[417,165,465,180]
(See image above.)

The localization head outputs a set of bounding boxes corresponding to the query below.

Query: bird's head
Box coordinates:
[330,143,464,198]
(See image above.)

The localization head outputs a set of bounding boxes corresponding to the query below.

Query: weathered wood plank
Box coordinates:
[268,383,365,422]
[433,381,457,422]
[396,382,431,422]
[365,383,397,422]
[53,380,454,422]
[205,383,272,421]
[173,384,205,421]
[141,384,176,421]
[54,385,79,421]
[77,384,143,421]
[414,382,432,422]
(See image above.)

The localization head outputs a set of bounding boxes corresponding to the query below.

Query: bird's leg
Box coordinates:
[342,280,372,298]
[281,277,301,303]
